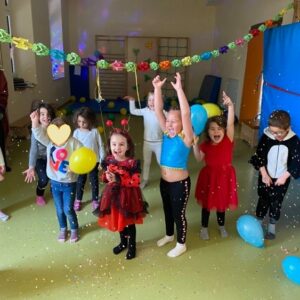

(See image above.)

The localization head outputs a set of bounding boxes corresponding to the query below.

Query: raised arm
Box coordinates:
[171,72,193,147]
[30,110,50,146]
[152,75,167,132]
[222,91,234,142]
[123,96,143,116]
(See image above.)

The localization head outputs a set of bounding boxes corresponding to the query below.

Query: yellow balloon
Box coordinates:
[120,108,127,115]
[79,97,86,103]
[97,126,104,134]
[202,103,222,118]
[107,101,115,109]
[69,147,97,174]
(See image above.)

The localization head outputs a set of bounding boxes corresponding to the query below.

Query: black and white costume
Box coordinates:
[249,128,300,222]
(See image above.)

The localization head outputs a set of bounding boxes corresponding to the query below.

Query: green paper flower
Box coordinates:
[211,50,220,57]
[243,34,253,42]
[171,59,182,68]
[97,59,109,69]
[66,52,81,65]
[191,55,201,63]
[0,29,12,43]
[125,62,136,72]
[32,43,49,56]
[150,62,159,71]
[258,24,267,32]
[227,42,236,50]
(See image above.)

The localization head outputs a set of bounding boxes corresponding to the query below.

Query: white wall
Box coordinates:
[0,0,70,124]
[65,0,216,100]
[212,0,293,115]
[0,0,295,123]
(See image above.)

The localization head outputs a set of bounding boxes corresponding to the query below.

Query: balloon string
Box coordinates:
[134,66,142,109]
[95,68,104,102]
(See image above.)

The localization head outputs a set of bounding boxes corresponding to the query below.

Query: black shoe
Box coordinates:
[113,243,127,255]
[265,232,276,240]
[92,207,100,217]
[125,245,136,260]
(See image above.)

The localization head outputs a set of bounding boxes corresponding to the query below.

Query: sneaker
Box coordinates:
[265,232,276,240]
[0,211,9,222]
[58,229,67,243]
[157,235,174,247]
[219,226,228,238]
[200,227,209,240]
[74,200,81,211]
[70,230,79,243]
[92,200,99,211]
[167,243,187,258]
[36,196,46,206]
[140,180,148,189]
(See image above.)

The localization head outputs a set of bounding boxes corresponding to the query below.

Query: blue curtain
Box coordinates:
[260,23,300,136]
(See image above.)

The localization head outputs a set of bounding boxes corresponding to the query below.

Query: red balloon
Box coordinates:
[121,119,128,126]
[106,120,113,127]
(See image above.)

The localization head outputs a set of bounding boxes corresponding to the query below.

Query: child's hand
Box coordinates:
[222,91,233,107]
[193,136,199,146]
[30,110,40,128]
[98,164,102,171]
[0,165,5,181]
[105,171,116,183]
[22,167,36,183]
[123,96,135,101]
[274,172,290,186]
[262,174,272,187]
[152,75,166,89]
[170,72,183,91]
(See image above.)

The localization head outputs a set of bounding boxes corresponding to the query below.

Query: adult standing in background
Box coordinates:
[0,69,11,171]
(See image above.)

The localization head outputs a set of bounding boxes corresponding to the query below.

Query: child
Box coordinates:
[193,92,238,240]
[30,111,82,243]
[0,147,9,221]
[23,102,56,206]
[152,72,194,258]
[95,128,147,260]
[73,107,105,211]
[249,110,300,239]
[124,92,165,189]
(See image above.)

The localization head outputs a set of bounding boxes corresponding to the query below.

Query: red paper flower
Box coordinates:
[137,61,150,71]
[111,60,124,71]
[249,28,260,37]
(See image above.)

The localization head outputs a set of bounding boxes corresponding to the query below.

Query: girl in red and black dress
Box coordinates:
[94,128,146,260]
[193,92,238,240]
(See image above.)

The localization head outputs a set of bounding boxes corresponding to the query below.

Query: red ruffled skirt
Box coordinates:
[195,165,238,211]
[98,183,146,232]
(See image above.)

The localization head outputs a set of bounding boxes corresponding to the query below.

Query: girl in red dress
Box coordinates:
[193,92,238,240]
[95,128,147,259]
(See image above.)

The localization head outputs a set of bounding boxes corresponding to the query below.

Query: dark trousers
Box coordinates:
[75,163,99,201]
[256,176,290,222]
[160,177,190,244]
[0,121,8,167]
[35,158,49,196]
[201,208,225,227]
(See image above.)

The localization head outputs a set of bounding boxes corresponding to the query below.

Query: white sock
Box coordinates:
[219,226,228,238]
[268,223,276,235]
[0,211,9,222]
[200,227,209,240]
[157,235,174,247]
[167,243,187,258]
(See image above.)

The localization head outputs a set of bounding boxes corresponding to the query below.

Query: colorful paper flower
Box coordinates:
[265,20,273,27]
[97,59,110,69]
[191,55,201,63]
[243,34,253,42]
[211,50,220,57]
[32,43,49,56]
[12,37,32,50]
[249,28,260,37]
[181,56,192,66]
[0,29,12,43]
[159,60,171,71]
[137,61,150,71]
[258,24,267,32]
[125,62,136,72]
[111,60,124,71]
[66,52,81,65]
[171,59,182,68]
[200,52,212,61]
[235,38,244,46]
[227,42,236,50]
[150,61,159,71]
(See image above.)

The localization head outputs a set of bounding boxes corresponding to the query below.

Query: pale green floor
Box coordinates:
[0,116,300,299]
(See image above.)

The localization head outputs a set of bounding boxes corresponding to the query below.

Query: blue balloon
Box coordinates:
[190,104,208,135]
[282,256,300,285]
[236,215,264,248]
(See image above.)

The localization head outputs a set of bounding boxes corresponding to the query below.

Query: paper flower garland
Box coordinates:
[0,2,294,71]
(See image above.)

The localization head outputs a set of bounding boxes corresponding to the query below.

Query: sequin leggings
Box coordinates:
[160,177,191,244]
